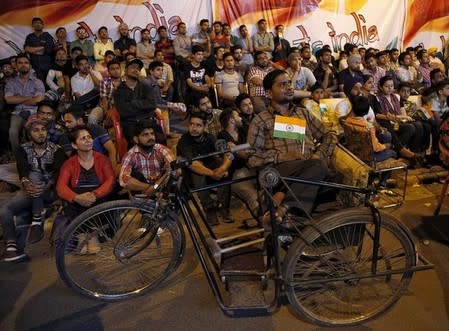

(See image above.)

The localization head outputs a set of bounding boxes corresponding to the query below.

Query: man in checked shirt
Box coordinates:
[247,69,337,227]
[119,120,175,196]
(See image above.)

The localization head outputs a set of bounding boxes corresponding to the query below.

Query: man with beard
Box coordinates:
[113,58,165,145]
[231,45,250,79]
[5,53,45,154]
[0,118,66,262]
[113,23,137,63]
[70,26,95,65]
[24,17,55,81]
[46,47,67,95]
[191,93,222,137]
[214,52,245,108]
[338,54,364,94]
[177,113,232,226]
[119,120,175,196]
[235,93,255,137]
[247,70,337,228]
[247,51,274,113]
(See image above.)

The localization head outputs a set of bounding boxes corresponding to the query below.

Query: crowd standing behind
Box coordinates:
[1,16,449,262]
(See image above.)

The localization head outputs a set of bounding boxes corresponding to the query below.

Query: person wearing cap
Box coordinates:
[113,58,165,145]
[4,53,45,155]
[427,46,445,73]
[0,118,66,262]
[338,54,364,93]
[24,17,55,81]
[113,23,137,62]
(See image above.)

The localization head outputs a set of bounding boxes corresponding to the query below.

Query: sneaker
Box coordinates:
[205,208,219,226]
[3,243,28,262]
[217,209,235,223]
[27,223,44,244]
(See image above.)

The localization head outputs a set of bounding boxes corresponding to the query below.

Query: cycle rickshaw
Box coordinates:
[55,143,433,327]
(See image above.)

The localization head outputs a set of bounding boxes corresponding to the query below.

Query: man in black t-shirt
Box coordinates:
[184,45,211,107]
[177,113,232,225]
[24,17,55,81]
[113,23,137,62]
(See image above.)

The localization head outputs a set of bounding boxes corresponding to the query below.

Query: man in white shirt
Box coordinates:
[70,54,103,123]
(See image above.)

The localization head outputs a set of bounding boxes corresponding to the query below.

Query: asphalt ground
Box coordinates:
[0,167,449,330]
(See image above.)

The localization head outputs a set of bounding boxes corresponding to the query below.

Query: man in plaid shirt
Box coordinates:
[119,120,175,196]
[247,69,337,220]
[247,51,273,113]
[98,59,122,116]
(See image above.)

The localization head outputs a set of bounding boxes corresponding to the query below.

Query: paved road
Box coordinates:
[1,175,449,330]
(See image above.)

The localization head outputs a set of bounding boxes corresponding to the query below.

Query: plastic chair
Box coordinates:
[108,107,128,160]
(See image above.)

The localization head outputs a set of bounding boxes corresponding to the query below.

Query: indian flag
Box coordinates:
[273,115,306,141]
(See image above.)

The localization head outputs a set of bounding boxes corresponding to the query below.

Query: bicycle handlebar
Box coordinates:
[170,143,251,170]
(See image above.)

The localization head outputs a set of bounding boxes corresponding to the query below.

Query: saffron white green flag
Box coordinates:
[273,115,306,141]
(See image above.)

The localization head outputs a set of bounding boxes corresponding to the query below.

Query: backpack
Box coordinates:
[439,111,449,166]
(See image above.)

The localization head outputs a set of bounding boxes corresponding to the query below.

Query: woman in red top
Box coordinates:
[57,125,115,219]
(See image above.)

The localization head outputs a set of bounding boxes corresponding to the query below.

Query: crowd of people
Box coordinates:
[1,16,449,263]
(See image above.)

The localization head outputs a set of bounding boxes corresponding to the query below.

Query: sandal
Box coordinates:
[261,204,289,233]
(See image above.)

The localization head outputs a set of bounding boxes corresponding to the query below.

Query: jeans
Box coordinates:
[0,170,54,243]
[232,167,260,217]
